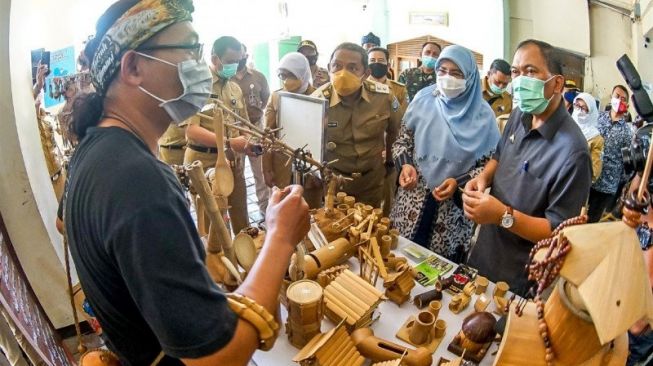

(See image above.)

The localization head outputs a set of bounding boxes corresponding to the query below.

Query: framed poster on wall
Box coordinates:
[277,91,328,164]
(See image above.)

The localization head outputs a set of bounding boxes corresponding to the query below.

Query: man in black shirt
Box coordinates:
[63,1,310,365]
[462,39,591,294]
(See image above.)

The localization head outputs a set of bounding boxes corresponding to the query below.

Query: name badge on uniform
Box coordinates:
[328,121,338,128]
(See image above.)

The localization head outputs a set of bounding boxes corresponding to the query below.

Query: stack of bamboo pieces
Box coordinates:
[292,322,365,366]
[322,269,385,330]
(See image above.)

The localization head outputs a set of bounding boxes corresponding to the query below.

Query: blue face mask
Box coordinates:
[218,63,238,79]
[421,56,437,70]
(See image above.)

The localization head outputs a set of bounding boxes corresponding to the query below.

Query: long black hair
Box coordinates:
[71,0,139,140]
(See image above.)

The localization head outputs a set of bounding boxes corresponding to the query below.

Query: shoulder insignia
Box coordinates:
[389,79,406,87]
[311,82,332,99]
[365,80,389,94]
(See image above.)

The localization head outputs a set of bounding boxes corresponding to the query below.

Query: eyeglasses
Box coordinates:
[573,102,589,113]
[137,43,204,61]
[436,67,464,79]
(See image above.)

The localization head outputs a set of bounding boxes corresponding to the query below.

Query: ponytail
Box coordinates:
[71,92,103,140]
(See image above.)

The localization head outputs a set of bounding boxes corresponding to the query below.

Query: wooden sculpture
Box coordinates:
[293,321,365,366]
[350,328,433,366]
[493,218,651,366]
[286,280,324,348]
[322,269,385,330]
[384,263,416,305]
[448,312,496,363]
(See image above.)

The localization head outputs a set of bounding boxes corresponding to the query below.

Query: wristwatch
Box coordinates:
[500,206,515,229]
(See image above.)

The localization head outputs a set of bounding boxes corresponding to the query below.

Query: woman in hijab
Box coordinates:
[572,92,604,183]
[390,45,500,262]
[262,52,322,207]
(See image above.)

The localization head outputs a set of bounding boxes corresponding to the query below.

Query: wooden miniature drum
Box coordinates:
[286,280,324,347]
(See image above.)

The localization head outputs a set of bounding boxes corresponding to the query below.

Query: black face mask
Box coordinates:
[305,55,317,66]
[369,63,388,79]
[237,58,247,71]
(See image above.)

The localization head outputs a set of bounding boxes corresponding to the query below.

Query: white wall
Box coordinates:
[509,0,591,56]
[385,0,505,71]
[2,0,74,328]
[585,3,634,106]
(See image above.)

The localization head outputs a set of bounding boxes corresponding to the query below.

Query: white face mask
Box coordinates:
[437,74,466,99]
[136,52,213,124]
[572,108,590,125]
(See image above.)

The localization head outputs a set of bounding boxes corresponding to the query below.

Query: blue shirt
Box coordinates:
[467,102,592,294]
[592,111,633,194]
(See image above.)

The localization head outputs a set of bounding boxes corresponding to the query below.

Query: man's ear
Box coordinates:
[553,75,565,94]
[211,54,221,70]
[119,51,143,87]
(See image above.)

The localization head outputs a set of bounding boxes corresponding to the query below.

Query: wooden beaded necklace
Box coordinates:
[506,214,587,366]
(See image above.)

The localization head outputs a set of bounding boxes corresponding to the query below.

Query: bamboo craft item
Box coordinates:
[396,311,447,353]
[494,220,651,365]
[292,321,365,366]
[286,280,324,348]
[371,359,402,366]
[186,161,239,286]
[316,265,349,288]
[448,312,496,363]
[383,263,416,305]
[351,328,433,366]
[323,270,385,330]
[209,107,234,196]
[296,238,356,279]
[449,282,475,314]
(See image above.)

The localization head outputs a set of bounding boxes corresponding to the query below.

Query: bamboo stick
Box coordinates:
[186,161,236,265]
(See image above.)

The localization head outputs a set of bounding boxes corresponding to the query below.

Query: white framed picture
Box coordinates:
[277,91,328,164]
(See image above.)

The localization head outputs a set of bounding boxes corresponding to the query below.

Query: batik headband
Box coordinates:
[90,0,193,95]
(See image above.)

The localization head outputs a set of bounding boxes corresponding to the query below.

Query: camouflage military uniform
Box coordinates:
[311,80,403,207]
[398,67,437,102]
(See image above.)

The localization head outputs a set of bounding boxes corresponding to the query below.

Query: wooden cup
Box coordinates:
[336,192,347,204]
[427,300,441,319]
[474,276,489,295]
[434,319,447,338]
[344,196,356,208]
[494,281,509,298]
[409,311,435,345]
[389,229,400,249]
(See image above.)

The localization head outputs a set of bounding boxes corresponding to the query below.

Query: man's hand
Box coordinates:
[228,136,260,157]
[462,190,504,225]
[399,164,418,190]
[265,185,310,251]
[465,174,488,193]
[433,178,457,201]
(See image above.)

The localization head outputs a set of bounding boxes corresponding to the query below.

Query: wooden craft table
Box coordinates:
[253,236,504,366]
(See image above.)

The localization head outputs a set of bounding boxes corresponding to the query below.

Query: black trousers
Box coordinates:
[587,188,617,223]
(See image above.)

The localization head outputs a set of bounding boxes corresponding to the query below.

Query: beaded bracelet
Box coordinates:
[226,293,280,351]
